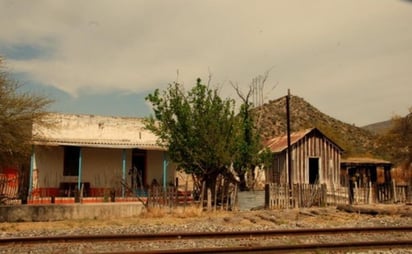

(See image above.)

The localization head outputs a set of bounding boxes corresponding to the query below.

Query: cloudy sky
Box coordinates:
[0,0,411,126]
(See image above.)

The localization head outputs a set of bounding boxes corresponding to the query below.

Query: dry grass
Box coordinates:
[1,205,411,234]
[141,205,204,219]
[0,205,233,233]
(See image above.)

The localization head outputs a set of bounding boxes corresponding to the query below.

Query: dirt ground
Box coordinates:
[0,204,411,236]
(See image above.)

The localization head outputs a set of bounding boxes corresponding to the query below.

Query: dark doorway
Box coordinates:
[309,157,319,184]
[63,146,80,176]
[131,149,146,189]
[370,167,378,183]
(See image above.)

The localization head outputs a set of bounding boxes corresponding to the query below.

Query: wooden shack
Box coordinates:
[341,157,396,203]
[265,128,343,189]
[340,157,392,186]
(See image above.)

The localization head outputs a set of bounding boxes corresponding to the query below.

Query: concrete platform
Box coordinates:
[0,202,145,222]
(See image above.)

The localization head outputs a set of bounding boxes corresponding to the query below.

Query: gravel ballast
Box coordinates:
[0,205,411,253]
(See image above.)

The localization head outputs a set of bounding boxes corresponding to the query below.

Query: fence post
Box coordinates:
[377,184,382,203]
[220,179,225,211]
[213,181,218,212]
[147,188,151,208]
[367,182,371,204]
[264,184,270,209]
[183,180,188,212]
[408,184,412,204]
[225,183,230,210]
[173,186,177,209]
[392,179,396,203]
[354,182,359,204]
[207,188,212,211]
[199,181,205,209]
[321,184,327,207]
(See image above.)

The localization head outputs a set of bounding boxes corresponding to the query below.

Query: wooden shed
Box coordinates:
[265,128,343,188]
[340,157,400,204]
[340,157,392,187]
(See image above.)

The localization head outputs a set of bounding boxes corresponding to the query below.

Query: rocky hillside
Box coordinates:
[362,120,393,135]
[251,95,378,157]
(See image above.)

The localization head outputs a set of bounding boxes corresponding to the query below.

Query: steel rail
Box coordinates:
[1,226,412,244]
[101,240,412,254]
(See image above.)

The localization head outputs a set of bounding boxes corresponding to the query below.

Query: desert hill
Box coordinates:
[362,120,393,135]
[251,95,378,157]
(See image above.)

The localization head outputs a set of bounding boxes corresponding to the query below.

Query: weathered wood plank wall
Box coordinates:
[270,132,341,188]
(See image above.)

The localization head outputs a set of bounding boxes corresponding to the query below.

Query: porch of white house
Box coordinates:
[28,146,175,204]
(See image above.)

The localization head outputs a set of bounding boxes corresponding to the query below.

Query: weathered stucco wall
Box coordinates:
[33,113,159,146]
[35,146,64,188]
[146,150,175,186]
[81,148,129,189]
[0,203,144,222]
[30,113,173,196]
[34,146,173,191]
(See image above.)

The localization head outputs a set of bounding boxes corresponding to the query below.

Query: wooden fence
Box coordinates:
[393,184,409,203]
[265,184,327,209]
[147,186,194,208]
[146,181,238,211]
[265,182,411,209]
[90,179,237,211]
[0,174,19,204]
[377,183,409,203]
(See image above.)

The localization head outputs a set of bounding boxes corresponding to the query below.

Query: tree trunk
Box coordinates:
[238,172,248,191]
[202,175,217,207]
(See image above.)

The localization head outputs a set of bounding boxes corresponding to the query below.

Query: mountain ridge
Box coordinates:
[362,120,393,135]
[252,95,378,157]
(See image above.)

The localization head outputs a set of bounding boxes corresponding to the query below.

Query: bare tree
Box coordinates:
[0,57,52,169]
[230,71,277,191]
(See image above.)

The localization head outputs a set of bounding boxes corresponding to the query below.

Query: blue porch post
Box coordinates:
[162,151,168,189]
[29,145,35,197]
[77,148,83,190]
[122,149,126,197]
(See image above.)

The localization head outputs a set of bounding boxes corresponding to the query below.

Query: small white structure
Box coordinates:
[30,113,174,201]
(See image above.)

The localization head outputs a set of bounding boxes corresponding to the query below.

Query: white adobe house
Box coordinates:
[30,113,175,202]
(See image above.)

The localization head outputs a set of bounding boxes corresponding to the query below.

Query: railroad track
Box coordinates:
[1,226,412,253]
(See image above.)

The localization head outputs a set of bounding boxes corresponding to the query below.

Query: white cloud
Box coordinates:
[1,0,412,125]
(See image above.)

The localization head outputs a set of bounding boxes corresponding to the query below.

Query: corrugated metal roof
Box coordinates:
[264,128,343,153]
[32,113,166,150]
[341,157,391,165]
[264,128,314,153]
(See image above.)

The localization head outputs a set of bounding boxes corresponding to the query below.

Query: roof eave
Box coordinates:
[32,140,167,151]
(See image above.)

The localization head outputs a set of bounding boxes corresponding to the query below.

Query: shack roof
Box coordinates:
[32,113,165,150]
[341,157,392,167]
[264,128,343,153]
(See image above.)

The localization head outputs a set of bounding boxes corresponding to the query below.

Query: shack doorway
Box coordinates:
[131,149,146,190]
[309,157,320,184]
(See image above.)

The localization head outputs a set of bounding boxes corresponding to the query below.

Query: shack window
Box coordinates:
[64,146,80,176]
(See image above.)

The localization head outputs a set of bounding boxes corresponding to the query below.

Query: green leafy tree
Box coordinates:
[145,78,238,193]
[0,58,52,169]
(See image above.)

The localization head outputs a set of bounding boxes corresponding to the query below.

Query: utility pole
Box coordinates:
[286,89,292,191]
